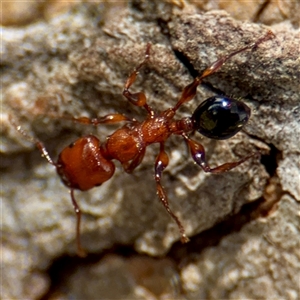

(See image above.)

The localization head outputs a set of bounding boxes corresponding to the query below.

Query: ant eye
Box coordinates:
[191,96,251,140]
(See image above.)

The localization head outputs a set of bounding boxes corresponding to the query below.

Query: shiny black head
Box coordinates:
[191,96,251,140]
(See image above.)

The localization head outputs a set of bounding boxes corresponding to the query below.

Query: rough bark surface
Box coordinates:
[1,1,299,299]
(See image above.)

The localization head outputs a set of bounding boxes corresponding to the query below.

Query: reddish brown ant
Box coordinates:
[12,30,274,257]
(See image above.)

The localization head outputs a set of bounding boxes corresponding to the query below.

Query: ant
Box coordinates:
[12,30,274,257]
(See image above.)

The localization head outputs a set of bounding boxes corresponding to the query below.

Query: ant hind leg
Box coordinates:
[173,30,275,111]
[183,134,257,174]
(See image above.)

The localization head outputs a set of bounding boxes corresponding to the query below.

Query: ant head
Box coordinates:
[191,96,251,140]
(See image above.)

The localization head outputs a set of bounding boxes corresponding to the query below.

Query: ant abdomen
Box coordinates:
[56,135,115,191]
[191,96,251,140]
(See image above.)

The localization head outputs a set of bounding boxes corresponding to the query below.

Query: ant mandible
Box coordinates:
[13,30,274,257]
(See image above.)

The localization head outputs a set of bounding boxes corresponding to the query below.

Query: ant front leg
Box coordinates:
[122,147,146,174]
[50,94,134,125]
[60,114,133,126]
[155,143,189,243]
[183,134,256,174]
[10,116,88,257]
[70,189,86,257]
[123,43,154,116]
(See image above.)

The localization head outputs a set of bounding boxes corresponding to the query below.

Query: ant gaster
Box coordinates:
[13,31,274,257]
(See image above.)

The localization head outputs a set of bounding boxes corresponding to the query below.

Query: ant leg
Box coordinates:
[53,93,134,125]
[123,43,154,116]
[70,189,86,257]
[123,148,146,174]
[66,114,133,125]
[183,134,256,173]
[155,143,189,243]
[173,30,274,111]
[10,116,87,256]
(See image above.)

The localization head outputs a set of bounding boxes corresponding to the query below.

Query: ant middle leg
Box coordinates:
[122,43,154,116]
[173,30,274,111]
[183,133,256,174]
[155,142,189,243]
